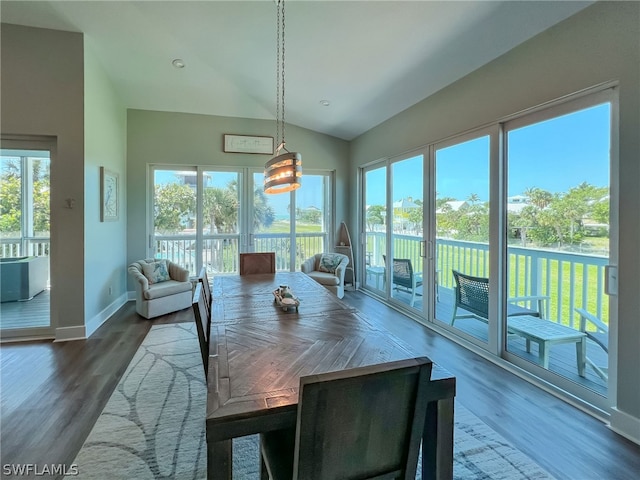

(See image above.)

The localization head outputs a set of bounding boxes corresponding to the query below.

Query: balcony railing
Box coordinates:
[155,232,328,276]
[1,237,50,258]
[365,232,609,327]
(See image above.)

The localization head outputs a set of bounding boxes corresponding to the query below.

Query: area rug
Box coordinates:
[68,323,555,480]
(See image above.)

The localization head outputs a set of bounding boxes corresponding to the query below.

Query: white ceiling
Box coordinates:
[0,1,593,140]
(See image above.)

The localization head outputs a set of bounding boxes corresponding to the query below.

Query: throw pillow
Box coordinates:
[318,253,342,274]
[141,259,171,284]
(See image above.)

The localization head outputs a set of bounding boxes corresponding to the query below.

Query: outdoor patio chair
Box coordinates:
[451,270,549,326]
[259,357,433,480]
[575,308,609,381]
[383,255,423,307]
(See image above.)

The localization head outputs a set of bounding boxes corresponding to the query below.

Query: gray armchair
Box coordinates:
[300,253,349,299]
[128,258,192,319]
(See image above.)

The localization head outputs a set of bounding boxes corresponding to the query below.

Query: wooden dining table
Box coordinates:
[206,272,456,480]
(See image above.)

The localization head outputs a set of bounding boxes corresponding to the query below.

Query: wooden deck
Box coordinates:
[0,288,50,330]
[366,282,608,396]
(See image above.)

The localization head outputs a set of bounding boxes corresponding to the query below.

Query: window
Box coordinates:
[151,166,332,274]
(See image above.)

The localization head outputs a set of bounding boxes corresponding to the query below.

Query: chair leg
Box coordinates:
[260,454,269,480]
[451,306,457,326]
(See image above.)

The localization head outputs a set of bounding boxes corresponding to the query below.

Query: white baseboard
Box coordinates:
[128,290,136,301]
[85,292,129,338]
[54,325,86,342]
[609,407,640,445]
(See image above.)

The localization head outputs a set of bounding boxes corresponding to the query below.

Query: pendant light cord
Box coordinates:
[276,0,288,153]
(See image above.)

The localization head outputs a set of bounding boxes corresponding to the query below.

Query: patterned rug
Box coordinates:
[68,323,554,480]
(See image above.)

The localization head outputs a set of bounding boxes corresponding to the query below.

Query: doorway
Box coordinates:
[0,142,53,340]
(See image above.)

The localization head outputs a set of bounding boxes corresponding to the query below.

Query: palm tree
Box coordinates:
[252,186,275,231]
[467,193,480,205]
[524,187,553,209]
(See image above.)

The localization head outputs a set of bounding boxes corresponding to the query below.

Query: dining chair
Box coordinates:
[451,269,549,326]
[382,255,423,307]
[575,308,609,381]
[191,282,210,378]
[239,252,276,275]
[197,266,212,318]
[260,357,433,480]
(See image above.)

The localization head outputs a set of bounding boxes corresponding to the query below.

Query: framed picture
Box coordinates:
[223,134,274,154]
[100,167,119,222]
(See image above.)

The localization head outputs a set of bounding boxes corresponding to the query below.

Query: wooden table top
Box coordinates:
[206,272,454,441]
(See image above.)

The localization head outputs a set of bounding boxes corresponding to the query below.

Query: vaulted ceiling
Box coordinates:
[0,1,593,140]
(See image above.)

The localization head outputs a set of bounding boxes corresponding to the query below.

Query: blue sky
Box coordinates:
[156,103,610,210]
[155,169,324,216]
[367,102,610,205]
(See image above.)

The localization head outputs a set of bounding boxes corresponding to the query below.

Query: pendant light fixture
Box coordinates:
[264,0,302,194]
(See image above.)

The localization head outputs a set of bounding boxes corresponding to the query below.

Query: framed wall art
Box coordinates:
[100,167,119,222]
[223,134,274,154]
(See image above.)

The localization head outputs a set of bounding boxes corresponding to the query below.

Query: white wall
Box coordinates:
[126,109,350,288]
[349,2,640,442]
[1,24,86,339]
[83,39,128,336]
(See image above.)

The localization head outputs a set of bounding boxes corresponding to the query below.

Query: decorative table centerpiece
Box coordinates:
[273,285,300,312]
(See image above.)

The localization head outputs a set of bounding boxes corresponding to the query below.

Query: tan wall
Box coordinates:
[126,109,350,287]
[350,2,640,436]
[1,24,85,336]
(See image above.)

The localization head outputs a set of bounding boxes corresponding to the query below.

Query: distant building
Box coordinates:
[436,200,468,213]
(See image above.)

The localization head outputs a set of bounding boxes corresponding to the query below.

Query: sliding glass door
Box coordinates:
[432,132,492,348]
[503,92,614,403]
[359,87,616,410]
[202,170,242,274]
[361,152,427,314]
[151,166,332,274]
[0,144,52,338]
[389,155,424,311]
[363,166,387,294]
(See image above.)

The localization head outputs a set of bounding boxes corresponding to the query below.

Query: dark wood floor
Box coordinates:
[1,292,638,480]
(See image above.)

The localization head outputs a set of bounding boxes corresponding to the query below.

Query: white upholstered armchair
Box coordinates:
[128,258,192,319]
[300,253,349,299]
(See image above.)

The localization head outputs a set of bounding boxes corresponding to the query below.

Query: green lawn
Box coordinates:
[259,221,323,234]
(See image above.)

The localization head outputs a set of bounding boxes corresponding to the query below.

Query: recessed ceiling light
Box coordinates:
[172,58,185,69]
[319,100,330,107]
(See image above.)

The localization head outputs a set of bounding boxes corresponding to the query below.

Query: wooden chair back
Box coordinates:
[292,357,432,480]
[192,283,210,378]
[198,267,212,318]
[239,252,276,275]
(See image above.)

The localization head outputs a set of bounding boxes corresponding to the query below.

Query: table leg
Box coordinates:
[422,398,454,480]
[577,337,586,377]
[207,439,232,480]
[540,341,549,369]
